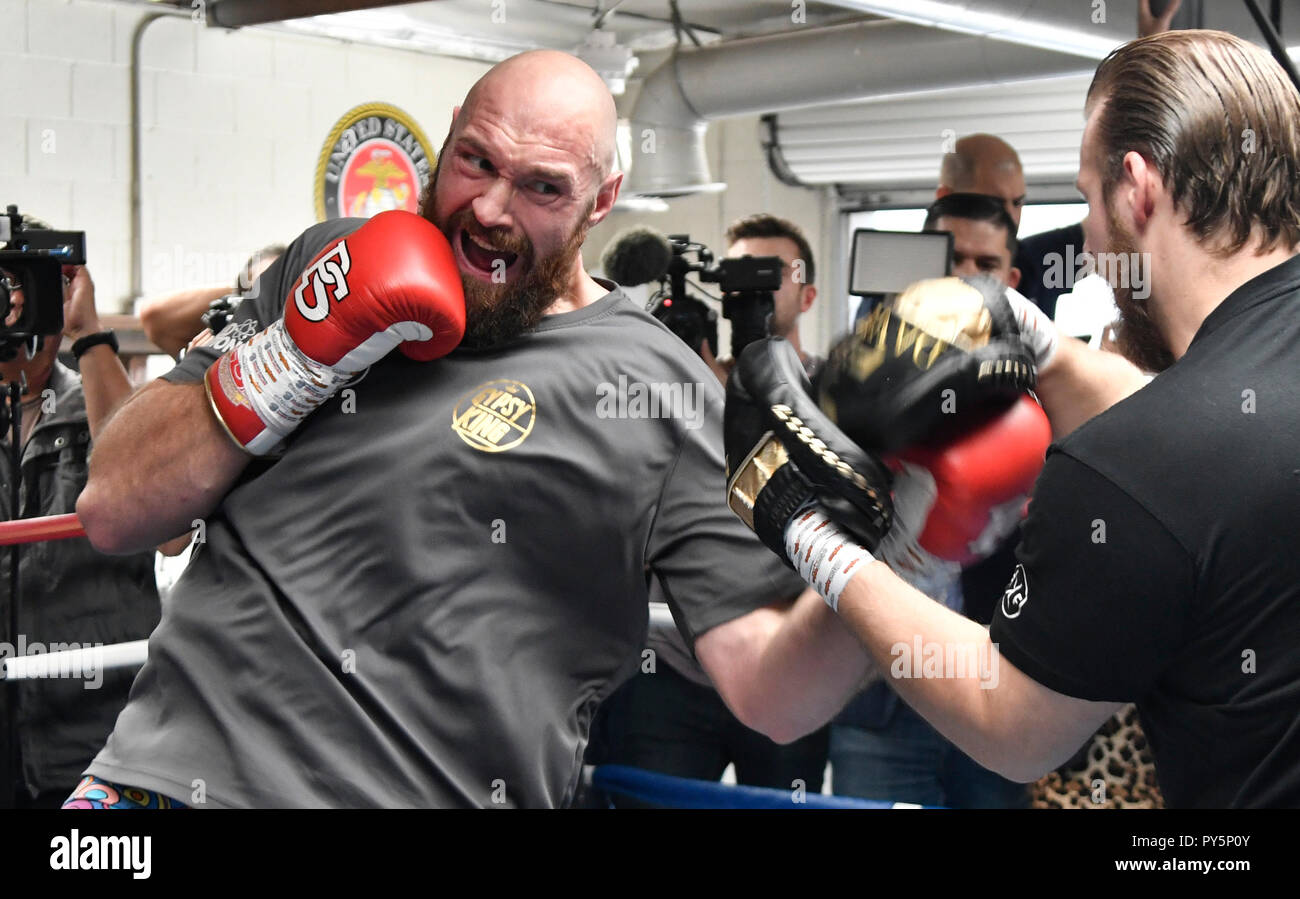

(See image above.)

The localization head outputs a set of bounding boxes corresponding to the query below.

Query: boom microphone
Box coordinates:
[600,226,673,287]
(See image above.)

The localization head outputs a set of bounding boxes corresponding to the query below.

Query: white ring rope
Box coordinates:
[1,639,148,681]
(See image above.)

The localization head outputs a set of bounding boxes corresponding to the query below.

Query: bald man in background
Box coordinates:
[935,133,1080,319]
[936,133,1027,231]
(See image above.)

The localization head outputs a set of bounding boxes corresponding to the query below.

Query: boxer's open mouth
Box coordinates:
[457,228,521,282]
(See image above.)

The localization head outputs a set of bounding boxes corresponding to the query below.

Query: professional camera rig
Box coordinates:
[648,234,783,361]
[0,205,86,361]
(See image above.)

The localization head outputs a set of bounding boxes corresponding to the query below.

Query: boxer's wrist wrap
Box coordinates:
[205,319,358,455]
[1005,287,1058,370]
[784,507,876,612]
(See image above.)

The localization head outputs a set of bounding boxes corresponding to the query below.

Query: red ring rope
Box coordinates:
[0,513,86,546]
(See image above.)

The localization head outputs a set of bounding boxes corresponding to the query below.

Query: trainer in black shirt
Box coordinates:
[800,29,1300,807]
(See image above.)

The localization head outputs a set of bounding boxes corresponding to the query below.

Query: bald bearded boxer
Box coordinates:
[70,51,865,809]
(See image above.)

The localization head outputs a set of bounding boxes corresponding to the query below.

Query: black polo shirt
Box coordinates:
[991,252,1300,808]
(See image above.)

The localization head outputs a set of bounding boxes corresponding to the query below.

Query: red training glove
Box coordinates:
[206,210,465,454]
[877,395,1051,577]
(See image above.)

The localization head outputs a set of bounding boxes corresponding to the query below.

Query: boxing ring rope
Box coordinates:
[590,764,927,809]
[0,513,87,547]
[3,515,926,807]
[0,514,151,680]
[1,640,149,680]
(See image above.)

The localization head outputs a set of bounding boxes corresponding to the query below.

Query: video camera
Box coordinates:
[0,205,85,361]
[650,234,782,360]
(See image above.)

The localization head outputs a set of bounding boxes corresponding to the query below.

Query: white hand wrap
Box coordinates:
[1005,286,1059,370]
[783,508,877,612]
[233,320,358,441]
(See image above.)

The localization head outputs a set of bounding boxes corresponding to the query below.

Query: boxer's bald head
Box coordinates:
[458,50,619,181]
[423,50,623,348]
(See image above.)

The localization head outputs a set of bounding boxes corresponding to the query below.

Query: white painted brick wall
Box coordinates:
[71,60,131,125]
[26,117,116,182]
[0,115,26,178]
[0,1,480,312]
[0,51,73,118]
[7,0,831,351]
[28,0,113,65]
[0,1,28,53]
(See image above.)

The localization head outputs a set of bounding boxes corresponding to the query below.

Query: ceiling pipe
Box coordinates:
[626,19,1096,196]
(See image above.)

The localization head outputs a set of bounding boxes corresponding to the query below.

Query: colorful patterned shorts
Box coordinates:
[62,775,188,809]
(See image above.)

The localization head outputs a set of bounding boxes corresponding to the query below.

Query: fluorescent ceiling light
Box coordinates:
[276,10,529,64]
[831,1,1119,60]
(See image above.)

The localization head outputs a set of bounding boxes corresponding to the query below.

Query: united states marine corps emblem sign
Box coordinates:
[452,380,536,453]
[314,103,435,221]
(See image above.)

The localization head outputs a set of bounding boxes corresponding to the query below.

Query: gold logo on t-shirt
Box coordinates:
[451,379,536,452]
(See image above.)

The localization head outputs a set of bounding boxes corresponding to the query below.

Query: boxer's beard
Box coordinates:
[1102,203,1174,373]
[420,163,589,350]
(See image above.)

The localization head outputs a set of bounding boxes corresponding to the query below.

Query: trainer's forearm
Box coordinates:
[834,562,1107,781]
[1035,335,1149,440]
[77,378,250,554]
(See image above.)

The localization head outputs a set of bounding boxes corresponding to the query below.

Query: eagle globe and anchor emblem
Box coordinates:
[314,102,436,221]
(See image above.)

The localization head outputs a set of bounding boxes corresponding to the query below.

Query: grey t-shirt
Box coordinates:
[88,219,805,808]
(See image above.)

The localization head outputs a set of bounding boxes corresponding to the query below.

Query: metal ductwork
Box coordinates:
[626,18,1097,197]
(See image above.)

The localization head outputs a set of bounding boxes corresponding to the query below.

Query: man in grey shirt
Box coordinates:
[71,51,875,808]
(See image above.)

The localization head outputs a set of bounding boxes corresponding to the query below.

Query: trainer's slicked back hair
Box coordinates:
[923,193,1018,255]
[725,214,816,285]
[1087,29,1300,256]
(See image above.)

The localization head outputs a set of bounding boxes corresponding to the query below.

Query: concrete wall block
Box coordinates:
[26,118,116,183]
[99,237,134,314]
[196,24,273,80]
[140,125,198,190]
[5,178,73,231]
[270,138,316,222]
[195,131,273,198]
[141,195,243,297]
[28,0,113,65]
[155,70,234,134]
[0,0,27,54]
[70,179,130,242]
[72,61,131,125]
[233,77,310,145]
[0,51,72,118]
[271,33,347,94]
[0,115,27,177]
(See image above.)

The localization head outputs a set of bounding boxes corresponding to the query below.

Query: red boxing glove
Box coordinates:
[878,395,1051,575]
[206,211,465,454]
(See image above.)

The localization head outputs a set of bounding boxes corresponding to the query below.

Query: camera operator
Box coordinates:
[0,217,171,808]
[587,213,829,802]
[698,214,821,383]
